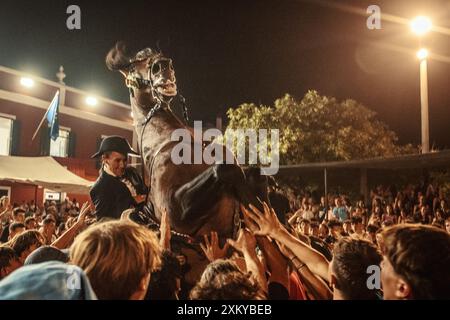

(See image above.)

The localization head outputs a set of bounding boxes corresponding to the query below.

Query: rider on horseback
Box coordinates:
[90,136,148,220]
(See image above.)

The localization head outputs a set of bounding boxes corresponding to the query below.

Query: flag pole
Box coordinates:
[31,91,59,141]
[31,110,50,141]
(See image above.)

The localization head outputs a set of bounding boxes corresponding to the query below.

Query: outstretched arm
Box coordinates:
[227,228,268,294]
[278,242,332,299]
[256,236,290,290]
[52,202,90,249]
[241,203,289,290]
[243,202,330,281]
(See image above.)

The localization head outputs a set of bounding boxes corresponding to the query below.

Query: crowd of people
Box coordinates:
[0,177,449,300]
[280,182,450,248]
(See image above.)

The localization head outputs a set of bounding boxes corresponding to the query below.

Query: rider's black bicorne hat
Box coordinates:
[91,135,139,158]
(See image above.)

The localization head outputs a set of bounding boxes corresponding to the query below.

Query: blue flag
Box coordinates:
[46,91,60,141]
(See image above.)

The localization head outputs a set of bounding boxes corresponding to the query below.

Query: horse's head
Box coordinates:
[106,42,177,110]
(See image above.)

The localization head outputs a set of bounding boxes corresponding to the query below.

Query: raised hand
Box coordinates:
[240,203,259,233]
[227,228,257,256]
[243,201,283,236]
[200,231,230,262]
[0,197,12,216]
[77,201,92,226]
[227,228,268,292]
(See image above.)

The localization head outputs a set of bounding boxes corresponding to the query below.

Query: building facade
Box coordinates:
[0,65,136,206]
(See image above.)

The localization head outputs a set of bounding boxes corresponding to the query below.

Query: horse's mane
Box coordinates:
[106,42,163,72]
[106,41,132,71]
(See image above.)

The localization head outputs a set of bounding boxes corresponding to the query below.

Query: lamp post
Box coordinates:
[410,16,432,153]
[416,48,429,153]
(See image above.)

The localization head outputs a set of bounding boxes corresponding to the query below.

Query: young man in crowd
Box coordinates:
[70,220,161,299]
[325,220,343,248]
[0,196,12,225]
[0,246,22,280]
[366,224,380,245]
[308,226,333,262]
[342,219,352,236]
[295,219,311,244]
[8,222,25,241]
[298,219,311,237]
[309,221,320,237]
[350,216,367,240]
[318,223,329,240]
[0,208,26,243]
[380,224,450,299]
[190,259,266,300]
[9,230,45,264]
[24,217,37,230]
[330,238,382,299]
[332,197,348,222]
[41,217,57,245]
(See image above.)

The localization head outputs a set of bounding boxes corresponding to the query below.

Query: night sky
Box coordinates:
[1,0,449,148]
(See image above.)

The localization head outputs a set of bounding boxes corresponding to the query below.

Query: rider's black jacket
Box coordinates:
[90,167,147,221]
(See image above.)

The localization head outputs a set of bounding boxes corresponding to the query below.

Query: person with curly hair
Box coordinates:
[190,259,266,300]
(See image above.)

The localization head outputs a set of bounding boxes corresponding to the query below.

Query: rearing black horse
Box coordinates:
[106,42,267,284]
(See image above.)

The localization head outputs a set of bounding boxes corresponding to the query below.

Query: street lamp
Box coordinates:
[86,96,98,106]
[416,48,428,60]
[410,16,432,36]
[20,77,34,88]
[411,16,432,154]
[417,48,429,153]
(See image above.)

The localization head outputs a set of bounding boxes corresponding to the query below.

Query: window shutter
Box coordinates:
[40,127,50,156]
[68,131,76,157]
[10,119,20,155]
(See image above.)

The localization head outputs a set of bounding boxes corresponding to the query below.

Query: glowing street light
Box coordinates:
[20,77,34,88]
[86,96,98,106]
[411,16,432,154]
[410,16,432,36]
[416,48,428,60]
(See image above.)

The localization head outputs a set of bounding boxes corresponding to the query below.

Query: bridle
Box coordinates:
[124,49,189,122]
[124,50,190,180]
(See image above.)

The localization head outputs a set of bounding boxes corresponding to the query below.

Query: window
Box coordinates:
[0,116,13,156]
[50,128,70,157]
[0,186,11,199]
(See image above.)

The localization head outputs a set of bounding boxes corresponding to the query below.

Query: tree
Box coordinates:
[225,90,415,165]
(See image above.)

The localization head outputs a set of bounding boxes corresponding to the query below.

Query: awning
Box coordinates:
[0,156,93,194]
